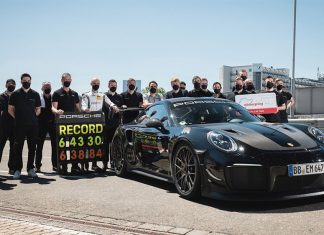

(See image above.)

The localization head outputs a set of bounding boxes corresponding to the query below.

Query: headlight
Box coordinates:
[308,126,324,143]
[207,131,238,152]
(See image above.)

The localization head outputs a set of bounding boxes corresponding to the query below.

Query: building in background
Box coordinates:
[122,80,141,93]
[219,63,324,92]
[219,63,290,92]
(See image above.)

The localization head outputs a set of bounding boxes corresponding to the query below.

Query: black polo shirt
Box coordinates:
[8,88,41,126]
[213,93,227,99]
[39,94,55,124]
[165,90,185,99]
[121,91,143,123]
[188,89,209,97]
[52,88,79,112]
[0,92,15,127]
[103,92,124,127]
[261,90,286,123]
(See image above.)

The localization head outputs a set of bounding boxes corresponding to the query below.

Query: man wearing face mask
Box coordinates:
[165,77,186,99]
[35,82,56,173]
[143,81,163,108]
[121,78,143,124]
[212,82,226,99]
[52,73,81,174]
[103,79,124,170]
[180,81,189,96]
[245,79,256,94]
[275,78,294,123]
[81,77,119,171]
[261,76,286,123]
[8,74,41,179]
[0,79,16,174]
[188,76,206,97]
[201,78,214,97]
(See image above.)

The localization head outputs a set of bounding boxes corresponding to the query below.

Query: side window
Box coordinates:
[149,104,169,126]
[137,104,169,126]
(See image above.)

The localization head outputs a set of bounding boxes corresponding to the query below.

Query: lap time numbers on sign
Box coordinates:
[56,112,106,163]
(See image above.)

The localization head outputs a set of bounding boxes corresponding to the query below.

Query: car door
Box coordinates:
[134,104,171,175]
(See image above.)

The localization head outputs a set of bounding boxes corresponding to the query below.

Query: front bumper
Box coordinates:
[202,148,324,201]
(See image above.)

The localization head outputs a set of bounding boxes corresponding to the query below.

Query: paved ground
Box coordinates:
[1,141,324,234]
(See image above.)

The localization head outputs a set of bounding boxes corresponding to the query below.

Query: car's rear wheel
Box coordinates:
[173,143,201,199]
[111,136,127,177]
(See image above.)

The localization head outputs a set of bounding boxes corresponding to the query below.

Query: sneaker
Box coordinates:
[13,170,21,180]
[8,169,15,175]
[27,169,38,178]
[35,167,41,173]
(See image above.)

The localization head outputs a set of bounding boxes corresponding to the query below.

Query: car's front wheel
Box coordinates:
[172,143,201,199]
[111,136,127,177]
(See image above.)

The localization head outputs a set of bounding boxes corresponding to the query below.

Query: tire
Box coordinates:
[111,135,128,177]
[172,143,201,199]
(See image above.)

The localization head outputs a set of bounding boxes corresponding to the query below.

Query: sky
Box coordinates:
[0,0,323,94]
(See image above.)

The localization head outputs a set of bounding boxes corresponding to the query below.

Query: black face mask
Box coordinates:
[201,84,208,90]
[22,81,31,89]
[194,82,201,89]
[214,89,221,94]
[172,85,179,90]
[44,88,51,94]
[92,85,99,91]
[63,81,71,88]
[128,84,135,91]
[110,87,117,92]
[246,84,255,91]
[241,76,247,81]
[276,84,283,91]
[235,84,243,91]
[150,87,157,94]
[7,85,15,92]
[266,81,274,89]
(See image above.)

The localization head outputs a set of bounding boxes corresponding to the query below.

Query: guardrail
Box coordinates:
[288,118,324,131]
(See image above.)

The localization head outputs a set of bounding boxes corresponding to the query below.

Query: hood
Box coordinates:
[198,122,318,151]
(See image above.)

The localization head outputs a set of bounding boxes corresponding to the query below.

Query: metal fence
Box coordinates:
[295,87,324,115]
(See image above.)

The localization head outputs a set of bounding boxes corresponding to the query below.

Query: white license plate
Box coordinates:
[288,163,324,177]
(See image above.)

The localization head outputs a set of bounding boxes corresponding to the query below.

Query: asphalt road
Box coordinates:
[1,141,324,234]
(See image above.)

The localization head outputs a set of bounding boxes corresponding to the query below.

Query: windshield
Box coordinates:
[170,100,259,126]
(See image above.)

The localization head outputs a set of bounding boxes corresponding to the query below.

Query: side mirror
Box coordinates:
[146,118,163,128]
[257,115,266,122]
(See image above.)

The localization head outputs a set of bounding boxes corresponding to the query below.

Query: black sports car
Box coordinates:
[111,97,324,200]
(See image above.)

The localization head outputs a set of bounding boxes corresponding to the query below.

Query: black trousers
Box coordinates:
[13,125,38,171]
[35,121,56,168]
[0,123,15,170]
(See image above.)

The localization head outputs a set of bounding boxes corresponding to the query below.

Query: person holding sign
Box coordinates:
[8,73,41,179]
[81,77,119,171]
[52,73,81,174]
[261,76,286,123]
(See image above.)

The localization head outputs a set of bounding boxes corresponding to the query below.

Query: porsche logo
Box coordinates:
[287,143,294,147]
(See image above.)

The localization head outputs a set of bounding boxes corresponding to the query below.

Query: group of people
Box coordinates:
[0,71,294,180]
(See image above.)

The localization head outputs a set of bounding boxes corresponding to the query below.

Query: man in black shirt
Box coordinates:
[35,82,56,172]
[103,79,124,170]
[188,76,206,97]
[212,82,226,99]
[121,78,143,124]
[201,78,214,97]
[275,78,295,123]
[261,76,286,123]
[228,77,249,101]
[8,73,41,179]
[0,79,16,174]
[165,77,186,99]
[180,81,189,96]
[52,73,81,174]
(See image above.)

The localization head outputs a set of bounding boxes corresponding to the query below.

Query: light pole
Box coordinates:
[291,0,297,118]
